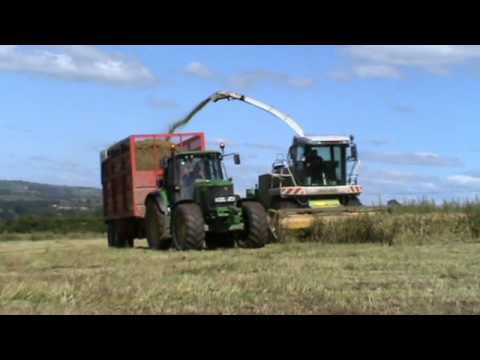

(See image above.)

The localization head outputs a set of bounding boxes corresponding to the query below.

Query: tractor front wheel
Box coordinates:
[145,199,171,250]
[172,203,206,251]
[238,202,268,249]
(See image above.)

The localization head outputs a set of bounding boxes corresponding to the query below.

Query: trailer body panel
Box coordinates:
[101,132,206,221]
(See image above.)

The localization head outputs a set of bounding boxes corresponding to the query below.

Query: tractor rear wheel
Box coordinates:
[145,199,171,250]
[172,203,205,251]
[238,202,268,249]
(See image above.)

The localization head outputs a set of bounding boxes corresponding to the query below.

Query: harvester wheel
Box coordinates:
[145,199,171,250]
[172,203,205,251]
[238,202,268,249]
[346,197,362,207]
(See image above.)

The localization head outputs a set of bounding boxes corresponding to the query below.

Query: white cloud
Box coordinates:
[353,64,401,79]
[0,45,16,55]
[334,45,480,80]
[362,151,463,167]
[0,45,156,86]
[363,170,439,188]
[184,62,314,90]
[347,45,480,70]
[185,61,214,79]
[227,70,314,90]
[286,77,315,88]
[328,70,353,82]
[447,175,480,187]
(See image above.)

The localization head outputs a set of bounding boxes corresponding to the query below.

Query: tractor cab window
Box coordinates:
[302,145,346,186]
[176,153,224,199]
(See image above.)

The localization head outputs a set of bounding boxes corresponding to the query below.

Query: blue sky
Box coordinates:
[1,45,480,204]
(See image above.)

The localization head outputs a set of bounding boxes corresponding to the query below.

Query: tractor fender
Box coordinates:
[171,199,197,210]
[145,192,169,215]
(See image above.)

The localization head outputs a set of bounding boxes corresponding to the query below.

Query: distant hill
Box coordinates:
[0,180,102,220]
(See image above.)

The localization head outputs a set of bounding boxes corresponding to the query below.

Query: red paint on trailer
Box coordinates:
[101,132,206,221]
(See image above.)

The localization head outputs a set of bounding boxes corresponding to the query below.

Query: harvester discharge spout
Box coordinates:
[169,91,305,137]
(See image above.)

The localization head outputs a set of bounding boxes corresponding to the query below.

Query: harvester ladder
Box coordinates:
[271,161,298,188]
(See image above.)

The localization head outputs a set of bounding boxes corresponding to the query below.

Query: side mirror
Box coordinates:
[234,154,241,165]
[350,144,358,161]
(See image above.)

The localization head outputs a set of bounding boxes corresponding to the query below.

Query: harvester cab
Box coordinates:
[251,134,377,242]
[287,135,361,204]
[255,134,363,210]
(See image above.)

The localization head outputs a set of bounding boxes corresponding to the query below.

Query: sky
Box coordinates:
[1,45,480,205]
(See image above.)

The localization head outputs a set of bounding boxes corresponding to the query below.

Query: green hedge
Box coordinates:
[0,215,106,234]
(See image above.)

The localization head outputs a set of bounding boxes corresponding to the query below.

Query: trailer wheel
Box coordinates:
[108,221,129,248]
[172,203,205,251]
[107,223,114,248]
[238,202,268,249]
[145,199,171,250]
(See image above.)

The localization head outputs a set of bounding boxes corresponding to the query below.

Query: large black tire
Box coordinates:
[107,222,114,248]
[145,199,171,250]
[346,196,362,207]
[172,203,205,251]
[238,202,268,249]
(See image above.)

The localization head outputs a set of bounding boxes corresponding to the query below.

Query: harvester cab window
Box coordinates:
[303,145,346,186]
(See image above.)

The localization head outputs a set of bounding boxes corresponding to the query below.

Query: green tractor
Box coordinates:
[144,144,269,251]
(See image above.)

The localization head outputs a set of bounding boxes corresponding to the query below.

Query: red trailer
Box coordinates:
[100,132,206,246]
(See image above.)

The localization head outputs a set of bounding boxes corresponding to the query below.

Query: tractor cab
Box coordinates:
[176,152,225,199]
[163,151,234,203]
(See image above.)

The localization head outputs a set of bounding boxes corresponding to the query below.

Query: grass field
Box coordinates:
[1,236,480,314]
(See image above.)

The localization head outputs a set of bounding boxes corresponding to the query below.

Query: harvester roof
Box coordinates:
[294,135,351,146]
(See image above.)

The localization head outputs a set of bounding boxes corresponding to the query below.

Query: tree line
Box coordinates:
[0,212,106,234]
